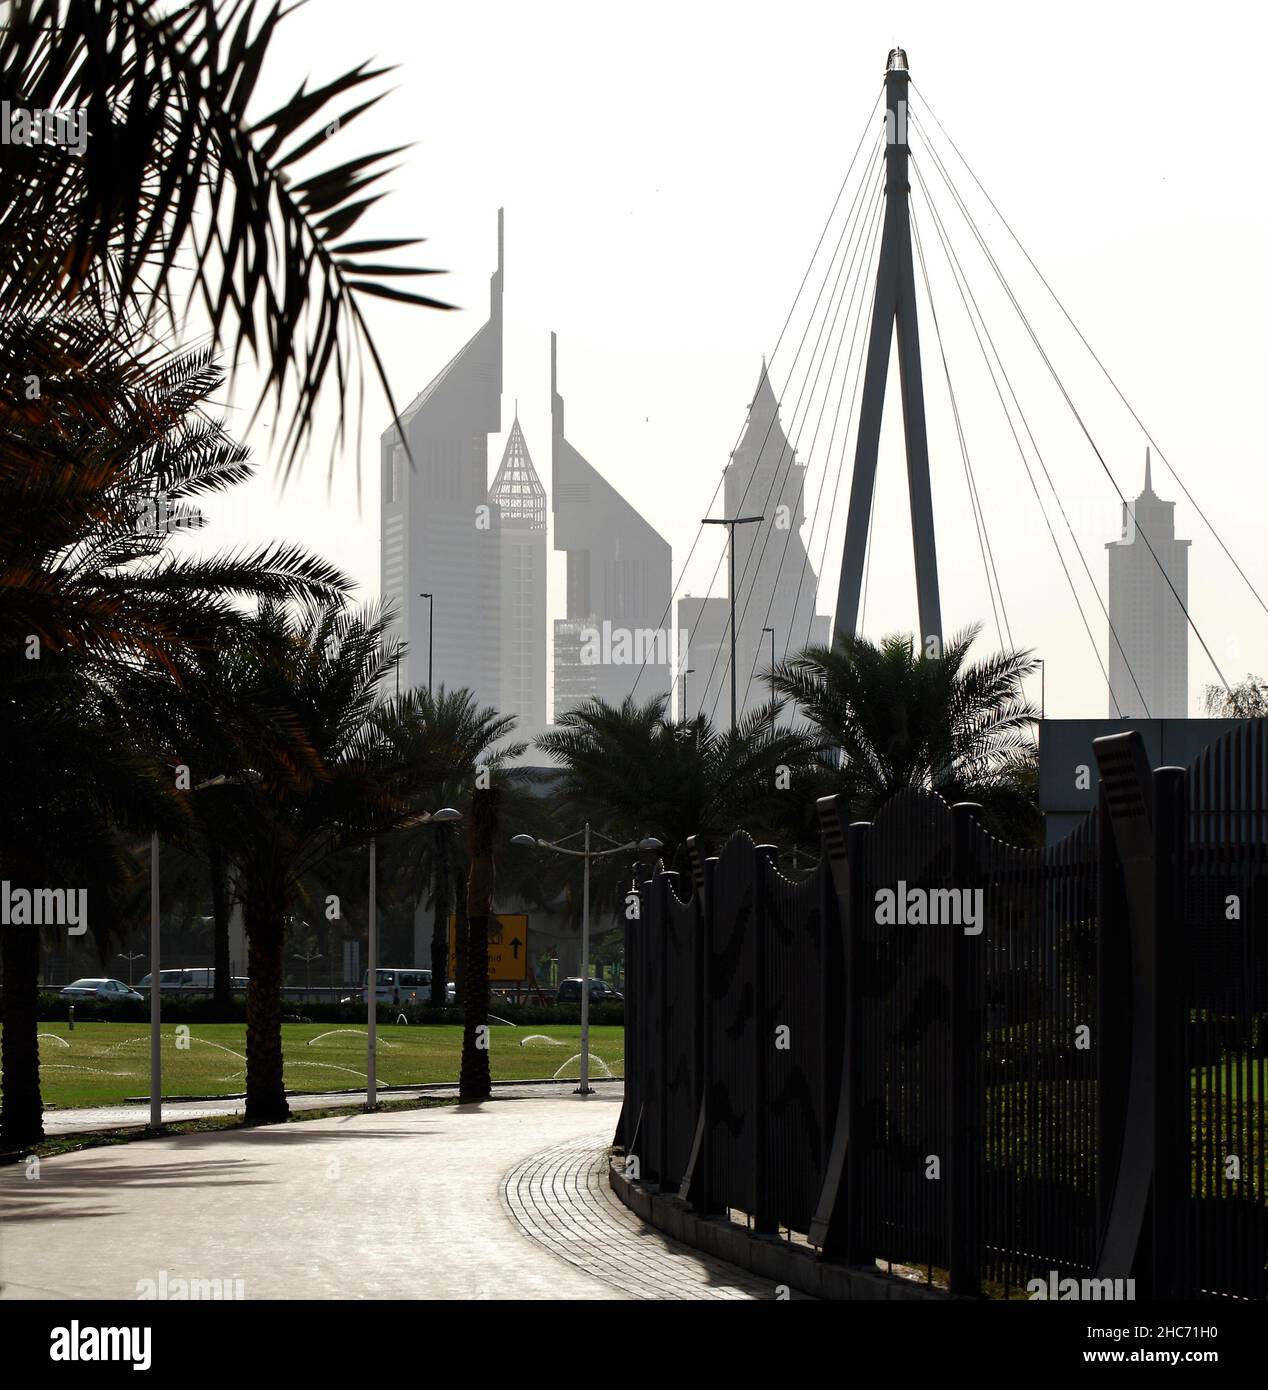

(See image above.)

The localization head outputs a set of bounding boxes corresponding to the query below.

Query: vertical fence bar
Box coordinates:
[949,802,983,1296]
[753,844,778,1235]
[1152,767,1187,1299]
[657,870,679,1191]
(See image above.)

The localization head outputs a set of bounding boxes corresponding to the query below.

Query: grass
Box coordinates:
[22,1020,625,1109]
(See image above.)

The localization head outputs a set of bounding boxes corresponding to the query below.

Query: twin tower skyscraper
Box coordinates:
[379,211,832,735]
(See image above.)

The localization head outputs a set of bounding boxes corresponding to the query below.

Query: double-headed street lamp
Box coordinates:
[512,825,662,1095]
[366,806,462,1110]
[702,514,764,732]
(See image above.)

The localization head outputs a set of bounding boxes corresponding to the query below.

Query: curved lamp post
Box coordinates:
[366,806,462,1110]
[511,825,662,1095]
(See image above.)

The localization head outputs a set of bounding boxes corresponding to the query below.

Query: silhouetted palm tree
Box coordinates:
[772,624,1040,838]
[373,687,522,1007]
[0,320,346,1147]
[1,0,447,469]
[205,598,402,1122]
[537,692,825,907]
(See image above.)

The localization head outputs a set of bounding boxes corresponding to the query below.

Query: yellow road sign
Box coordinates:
[448,913,529,982]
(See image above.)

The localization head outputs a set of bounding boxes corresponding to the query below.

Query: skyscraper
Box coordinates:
[551,332,672,717]
[680,363,830,722]
[380,211,504,708]
[491,414,547,734]
[1106,448,1191,718]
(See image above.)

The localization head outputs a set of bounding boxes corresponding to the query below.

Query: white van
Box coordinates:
[137,969,247,994]
[362,968,455,1005]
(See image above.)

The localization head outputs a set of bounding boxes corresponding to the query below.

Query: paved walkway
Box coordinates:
[38,1078,624,1136]
[1,1091,780,1300]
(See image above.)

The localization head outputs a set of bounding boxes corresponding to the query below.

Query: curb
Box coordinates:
[112,1076,625,1105]
[608,1158,954,1301]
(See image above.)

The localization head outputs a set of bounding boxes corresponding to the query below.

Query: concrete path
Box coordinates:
[1,1093,627,1300]
[38,1078,624,1137]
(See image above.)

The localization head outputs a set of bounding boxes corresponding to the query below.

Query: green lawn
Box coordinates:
[24,1021,625,1109]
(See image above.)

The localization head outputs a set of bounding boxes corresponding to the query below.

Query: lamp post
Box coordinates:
[151,770,257,1129]
[420,592,434,695]
[117,951,144,987]
[512,827,662,1094]
[366,806,462,1110]
[762,625,776,725]
[702,514,764,731]
[680,667,695,721]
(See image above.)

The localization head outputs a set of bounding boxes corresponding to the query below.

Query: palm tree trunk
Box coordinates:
[429,836,449,1008]
[0,923,44,1149]
[459,912,491,1099]
[452,899,468,1010]
[210,842,232,1012]
[244,886,289,1122]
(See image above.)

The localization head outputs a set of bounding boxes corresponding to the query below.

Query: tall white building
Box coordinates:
[380,211,503,708]
[1106,449,1191,718]
[491,414,547,735]
[679,363,830,724]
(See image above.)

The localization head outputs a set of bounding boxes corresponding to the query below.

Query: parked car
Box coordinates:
[59,978,144,1003]
[556,977,623,1005]
[362,968,455,1005]
[136,969,247,994]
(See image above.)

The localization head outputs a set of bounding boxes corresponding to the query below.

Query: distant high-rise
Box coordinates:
[380,211,503,708]
[551,332,672,717]
[1106,449,1191,718]
[491,414,547,734]
[680,364,830,722]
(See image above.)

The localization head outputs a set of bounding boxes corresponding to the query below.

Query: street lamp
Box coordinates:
[151,769,259,1129]
[511,826,662,1095]
[702,514,764,732]
[117,951,144,987]
[762,626,776,726]
[366,805,462,1110]
[419,592,434,695]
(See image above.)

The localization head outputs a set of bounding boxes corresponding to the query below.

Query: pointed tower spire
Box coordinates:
[1143,446,1153,495]
[490,416,546,530]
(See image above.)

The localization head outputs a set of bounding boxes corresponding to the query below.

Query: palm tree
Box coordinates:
[0,320,347,1147]
[373,687,523,1007]
[771,624,1040,837]
[538,693,822,885]
[1,0,447,469]
[204,598,403,1122]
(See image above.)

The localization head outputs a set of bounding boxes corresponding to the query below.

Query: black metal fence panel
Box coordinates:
[621,722,1266,1299]
[762,857,828,1234]
[971,811,1100,1296]
[1179,720,1268,1300]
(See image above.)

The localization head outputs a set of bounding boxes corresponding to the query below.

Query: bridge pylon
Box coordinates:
[832,46,942,654]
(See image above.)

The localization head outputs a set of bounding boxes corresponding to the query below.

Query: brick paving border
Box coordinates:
[501,1139,801,1300]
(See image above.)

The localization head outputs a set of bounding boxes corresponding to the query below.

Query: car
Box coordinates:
[136,969,247,994]
[555,977,624,1005]
[59,978,144,1003]
[362,968,456,1005]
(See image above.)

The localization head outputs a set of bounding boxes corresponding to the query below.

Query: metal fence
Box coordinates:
[620,723,1268,1300]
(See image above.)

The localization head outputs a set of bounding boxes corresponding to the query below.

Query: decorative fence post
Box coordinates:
[948,802,983,1296]
[656,870,681,1191]
[1091,731,1188,1299]
[809,795,870,1262]
[679,843,716,1211]
[753,843,779,1236]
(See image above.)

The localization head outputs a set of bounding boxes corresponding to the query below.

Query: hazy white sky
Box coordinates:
[196,0,1268,719]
